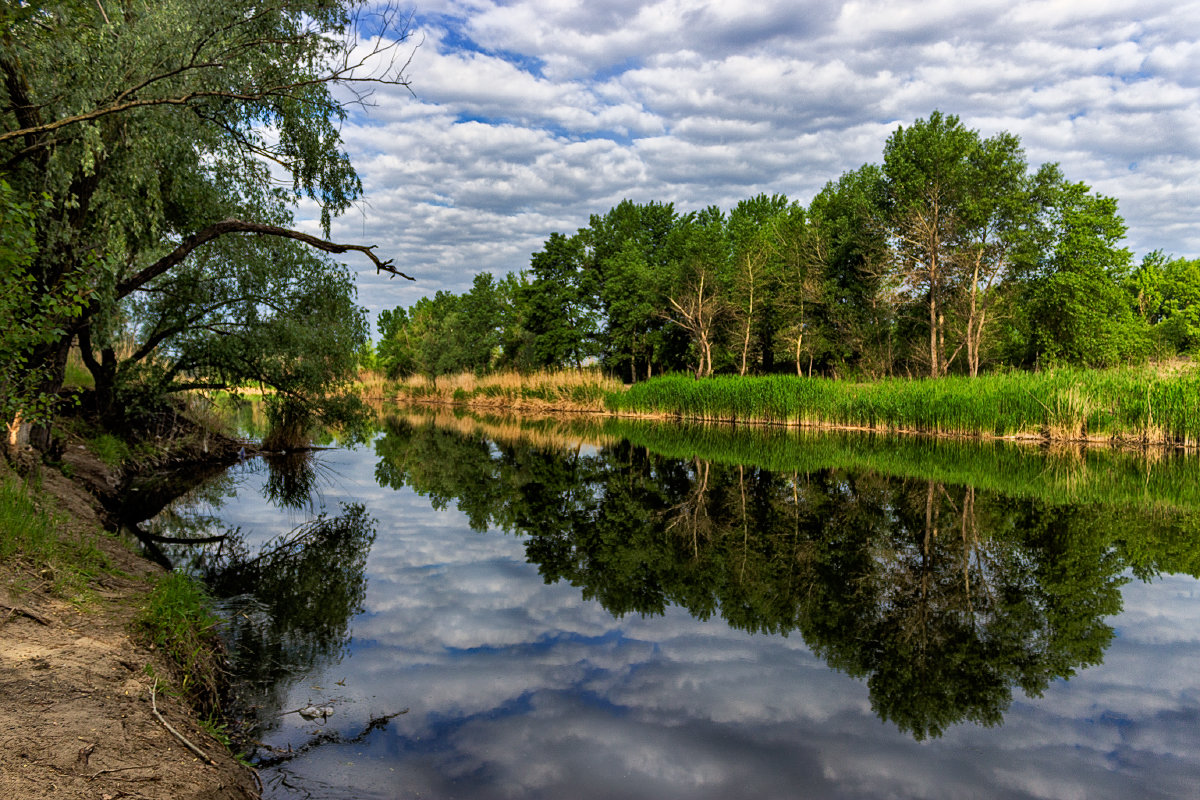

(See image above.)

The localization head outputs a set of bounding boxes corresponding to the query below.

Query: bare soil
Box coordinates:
[0,440,259,799]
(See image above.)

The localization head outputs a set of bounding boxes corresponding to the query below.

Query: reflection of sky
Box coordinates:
[179,443,1200,800]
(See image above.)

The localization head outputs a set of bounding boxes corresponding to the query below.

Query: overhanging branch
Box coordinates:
[116,217,412,299]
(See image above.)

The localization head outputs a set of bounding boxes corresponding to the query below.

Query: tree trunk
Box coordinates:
[26,335,73,451]
[929,287,939,378]
[739,285,754,376]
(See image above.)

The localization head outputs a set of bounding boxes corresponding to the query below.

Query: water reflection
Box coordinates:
[196,504,377,720]
[373,415,1197,740]
[148,412,1200,797]
[261,451,335,511]
[142,454,377,726]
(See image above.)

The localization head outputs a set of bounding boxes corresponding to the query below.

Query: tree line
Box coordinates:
[376,112,1199,383]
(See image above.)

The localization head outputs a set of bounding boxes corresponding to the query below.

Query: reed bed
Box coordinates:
[388,369,623,412]
[607,366,1200,447]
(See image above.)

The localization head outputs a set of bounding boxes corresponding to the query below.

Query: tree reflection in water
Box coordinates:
[197,503,377,735]
[373,415,1199,740]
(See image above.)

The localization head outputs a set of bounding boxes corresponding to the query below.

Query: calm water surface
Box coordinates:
[147,415,1200,799]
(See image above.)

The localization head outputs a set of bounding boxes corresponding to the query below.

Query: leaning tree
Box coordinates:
[1,0,415,448]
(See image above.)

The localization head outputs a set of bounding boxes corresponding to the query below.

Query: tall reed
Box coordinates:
[607,366,1200,447]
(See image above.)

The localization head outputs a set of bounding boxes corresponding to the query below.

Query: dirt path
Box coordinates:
[0,449,259,799]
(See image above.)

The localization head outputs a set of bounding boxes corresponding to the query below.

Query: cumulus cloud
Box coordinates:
[309,0,1200,336]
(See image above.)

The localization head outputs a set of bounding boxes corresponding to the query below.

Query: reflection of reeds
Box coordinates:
[391,410,621,452]
[599,417,1200,514]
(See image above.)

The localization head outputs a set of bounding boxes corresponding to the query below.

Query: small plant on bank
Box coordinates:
[0,473,111,602]
[89,432,131,468]
[136,571,223,709]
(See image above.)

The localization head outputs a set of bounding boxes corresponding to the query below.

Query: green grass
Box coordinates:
[136,571,222,706]
[61,350,95,390]
[606,366,1200,446]
[89,432,132,468]
[0,473,112,601]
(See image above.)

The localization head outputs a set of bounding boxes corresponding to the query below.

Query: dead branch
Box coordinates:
[87,764,156,781]
[116,217,412,301]
[254,709,409,768]
[150,679,216,766]
[0,604,51,626]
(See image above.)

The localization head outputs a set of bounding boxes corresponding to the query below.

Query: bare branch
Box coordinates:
[116,217,412,300]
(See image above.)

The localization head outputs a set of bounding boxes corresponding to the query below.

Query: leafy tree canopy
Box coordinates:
[2,0,413,444]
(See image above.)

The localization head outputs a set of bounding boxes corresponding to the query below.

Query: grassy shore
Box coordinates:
[607,365,1200,447]
[374,363,1200,447]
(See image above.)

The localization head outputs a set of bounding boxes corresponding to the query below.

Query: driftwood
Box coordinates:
[136,530,228,545]
[254,709,409,768]
[150,679,216,766]
[0,604,51,627]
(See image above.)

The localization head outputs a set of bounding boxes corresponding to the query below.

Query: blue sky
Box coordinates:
[304,0,1200,327]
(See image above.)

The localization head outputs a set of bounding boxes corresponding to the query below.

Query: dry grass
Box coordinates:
[354,369,393,399]
[387,369,624,412]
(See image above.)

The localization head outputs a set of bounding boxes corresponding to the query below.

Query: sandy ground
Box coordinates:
[0,445,259,800]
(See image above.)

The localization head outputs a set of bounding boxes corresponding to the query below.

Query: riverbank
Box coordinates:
[376,364,1200,448]
[0,420,259,799]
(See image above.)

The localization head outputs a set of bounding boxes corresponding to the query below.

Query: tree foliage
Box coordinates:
[1,0,413,445]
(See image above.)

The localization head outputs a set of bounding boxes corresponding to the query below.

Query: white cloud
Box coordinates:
[307,0,1200,329]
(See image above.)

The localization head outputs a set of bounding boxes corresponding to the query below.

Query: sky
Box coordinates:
[306,0,1200,329]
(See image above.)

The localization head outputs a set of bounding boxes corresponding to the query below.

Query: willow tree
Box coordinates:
[1,0,413,447]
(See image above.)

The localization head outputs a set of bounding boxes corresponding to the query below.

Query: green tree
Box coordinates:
[883,112,979,376]
[765,202,826,376]
[664,207,728,377]
[1129,252,1200,354]
[0,178,87,444]
[953,131,1035,376]
[582,200,680,382]
[1014,172,1149,367]
[808,165,895,377]
[459,272,504,374]
[79,233,367,422]
[522,232,595,369]
[377,307,418,379]
[726,194,789,375]
[1,0,413,445]
[882,112,1034,377]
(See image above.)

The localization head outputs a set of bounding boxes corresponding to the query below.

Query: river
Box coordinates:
[144,411,1200,799]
